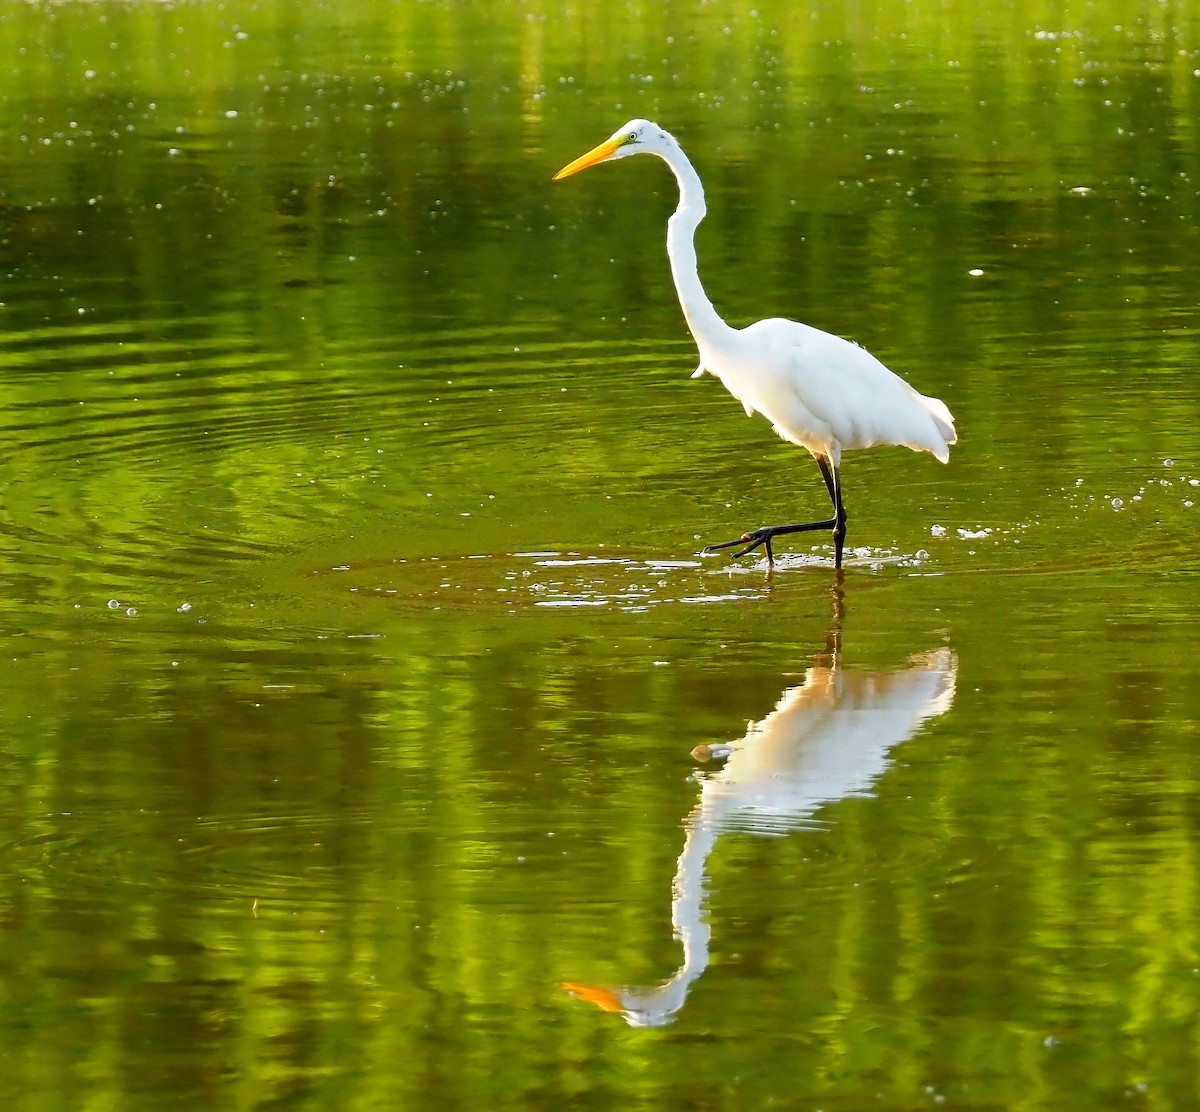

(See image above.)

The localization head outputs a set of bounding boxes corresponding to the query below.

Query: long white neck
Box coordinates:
[659,141,736,347]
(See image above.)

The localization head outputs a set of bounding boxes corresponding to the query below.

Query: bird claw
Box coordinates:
[704,528,773,561]
[703,531,754,553]
[704,536,743,553]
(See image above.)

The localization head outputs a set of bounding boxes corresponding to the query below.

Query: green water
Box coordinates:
[1,1,1199,1108]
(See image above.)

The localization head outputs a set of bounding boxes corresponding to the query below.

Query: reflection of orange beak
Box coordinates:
[562,981,626,1014]
[553,136,623,180]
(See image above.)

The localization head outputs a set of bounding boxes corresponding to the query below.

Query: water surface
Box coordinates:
[1,2,1199,1108]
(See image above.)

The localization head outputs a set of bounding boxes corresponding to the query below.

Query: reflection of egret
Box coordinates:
[564,640,957,1027]
[554,121,955,568]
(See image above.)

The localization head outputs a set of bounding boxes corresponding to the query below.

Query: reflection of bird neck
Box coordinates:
[673,810,717,980]
[660,143,735,348]
[614,809,715,1026]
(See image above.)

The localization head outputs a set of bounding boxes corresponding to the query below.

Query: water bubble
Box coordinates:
[177,602,192,612]
[930,524,947,537]
[1110,497,1123,510]
[1163,458,1174,467]
[107,599,120,609]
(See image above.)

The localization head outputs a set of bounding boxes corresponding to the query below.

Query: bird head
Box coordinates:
[553,119,675,180]
[562,980,684,1028]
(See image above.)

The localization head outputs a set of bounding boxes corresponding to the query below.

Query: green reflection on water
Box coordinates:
[0,1,1199,1109]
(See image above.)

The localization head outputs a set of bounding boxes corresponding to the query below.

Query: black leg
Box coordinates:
[816,456,848,568]
[704,454,848,568]
[815,455,837,505]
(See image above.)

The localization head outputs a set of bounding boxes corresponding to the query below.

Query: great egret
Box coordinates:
[554,120,956,569]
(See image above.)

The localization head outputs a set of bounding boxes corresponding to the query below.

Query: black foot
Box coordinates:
[704,518,839,565]
[704,527,781,562]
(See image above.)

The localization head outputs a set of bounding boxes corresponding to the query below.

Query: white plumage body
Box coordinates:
[694,318,955,466]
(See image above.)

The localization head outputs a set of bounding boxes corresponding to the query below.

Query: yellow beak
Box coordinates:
[553,136,623,181]
[562,981,627,1013]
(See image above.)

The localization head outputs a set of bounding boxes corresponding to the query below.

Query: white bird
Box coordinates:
[554,120,956,569]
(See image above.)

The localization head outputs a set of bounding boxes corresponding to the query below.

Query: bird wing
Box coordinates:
[751,319,954,461]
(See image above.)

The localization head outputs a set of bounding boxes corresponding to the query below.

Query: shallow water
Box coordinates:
[1,2,1199,1108]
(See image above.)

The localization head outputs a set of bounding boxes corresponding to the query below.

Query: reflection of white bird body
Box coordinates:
[564,648,957,1027]
[555,121,956,568]
[698,648,958,836]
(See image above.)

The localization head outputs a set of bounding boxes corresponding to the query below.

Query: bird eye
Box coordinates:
[628,132,637,142]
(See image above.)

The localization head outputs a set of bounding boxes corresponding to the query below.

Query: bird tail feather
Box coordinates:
[921,396,956,459]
